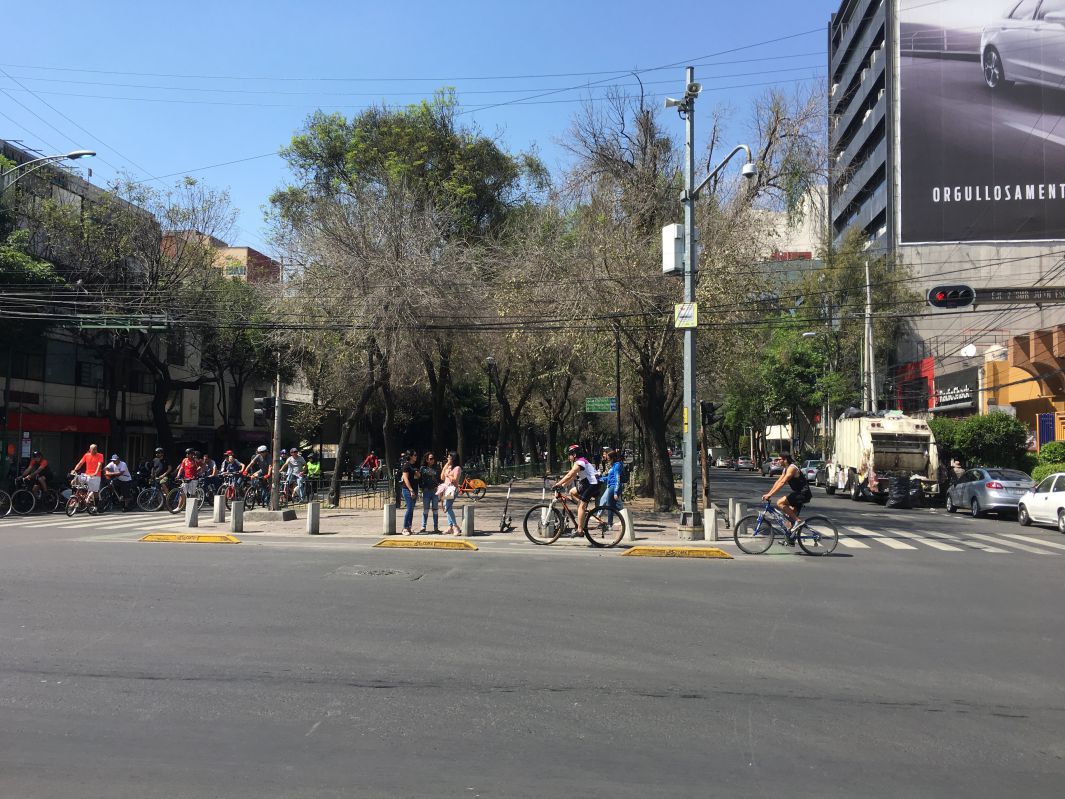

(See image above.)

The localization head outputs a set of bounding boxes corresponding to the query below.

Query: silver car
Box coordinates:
[946,468,1034,517]
[982,0,1065,91]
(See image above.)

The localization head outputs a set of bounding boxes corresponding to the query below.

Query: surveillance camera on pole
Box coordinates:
[741,162,758,181]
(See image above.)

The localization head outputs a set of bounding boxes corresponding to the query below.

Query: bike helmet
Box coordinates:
[32,450,41,457]
[289,448,298,454]
[185,448,194,454]
[257,445,268,453]
[566,444,583,456]
[155,447,164,453]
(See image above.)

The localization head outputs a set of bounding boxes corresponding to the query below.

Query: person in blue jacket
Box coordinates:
[599,449,625,525]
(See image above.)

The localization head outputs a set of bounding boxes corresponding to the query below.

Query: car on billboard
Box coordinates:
[981,0,1065,92]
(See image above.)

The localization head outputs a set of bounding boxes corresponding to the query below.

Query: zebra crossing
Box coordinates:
[0,512,187,534]
[838,525,1065,557]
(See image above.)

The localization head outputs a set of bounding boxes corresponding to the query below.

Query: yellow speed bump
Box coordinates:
[622,545,732,559]
[374,538,478,551]
[140,533,241,544]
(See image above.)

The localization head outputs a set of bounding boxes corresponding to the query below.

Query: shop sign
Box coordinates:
[934,367,979,411]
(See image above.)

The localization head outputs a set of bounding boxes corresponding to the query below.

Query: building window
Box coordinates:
[228,386,243,426]
[45,339,76,385]
[198,384,215,427]
[167,330,186,366]
[75,360,104,388]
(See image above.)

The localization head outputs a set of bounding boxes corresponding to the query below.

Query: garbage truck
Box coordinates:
[825,410,940,502]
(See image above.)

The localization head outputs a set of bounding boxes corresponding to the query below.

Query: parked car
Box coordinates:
[734,456,756,472]
[1017,472,1065,532]
[800,459,823,482]
[981,2,1065,92]
[946,467,1034,518]
[761,456,784,477]
[715,456,733,468]
[814,461,832,488]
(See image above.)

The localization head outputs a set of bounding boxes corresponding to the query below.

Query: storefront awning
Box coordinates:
[7,412,111,435]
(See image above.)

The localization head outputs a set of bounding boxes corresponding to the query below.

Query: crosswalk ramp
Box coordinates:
[0,512,187,533]
[840,525,1065,556]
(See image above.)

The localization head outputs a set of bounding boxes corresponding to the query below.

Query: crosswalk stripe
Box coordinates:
[999,533,1065,553]
[886,529,964,552]
[964,532,1058,555]
[844,526,918,550]
[836,535,871,549]
[918,530,1009,554]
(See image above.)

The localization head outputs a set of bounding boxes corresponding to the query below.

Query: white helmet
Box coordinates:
[257,445,268,453]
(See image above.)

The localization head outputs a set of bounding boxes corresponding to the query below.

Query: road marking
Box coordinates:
[918,530,1008,554]
[374,538,477,551]
[622,546,733,559]
[887,529,963,552]
[998,533,1065,553]
[140,533,240,544]
[835,535,871,549]
[844,526,918,550]
[963,532,1057,555]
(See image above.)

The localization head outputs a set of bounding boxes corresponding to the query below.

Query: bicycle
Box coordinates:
[136,476,169,512]
[219,474,243,510]
[11,476,60,515]
[243,476,270,510]
[166,479,205,515]
[0,488,11,517]
[733,500,839,556]
[457,475,488,501]
[65,476,98,517]
[523,487,626,548]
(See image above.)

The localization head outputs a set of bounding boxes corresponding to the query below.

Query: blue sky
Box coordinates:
[1,0,841,253]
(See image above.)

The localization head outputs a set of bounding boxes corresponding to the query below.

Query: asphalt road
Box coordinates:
[898,55,1065,241]
[1,471,1064,798]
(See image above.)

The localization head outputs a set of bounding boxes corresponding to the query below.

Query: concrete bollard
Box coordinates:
[185,496,198,528]
[734,502,746,528]
[461,504,474,537]
[213,495,225,524]
[620,507,635,542]
[727,498,735,529]
[230,499,244,533]
[383,503,396,535]
[307,501,320,535]
[705,507,719,542]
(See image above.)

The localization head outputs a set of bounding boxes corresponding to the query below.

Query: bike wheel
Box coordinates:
[224,486,234,511]
[11,489,36,515]
[472,485,487,500]
[96,489,113,514]
[244,487,258,510]
[584,506,625,548]
[138,487,163,512]
[796,516,839,556]
[65,497,80,517]
[40,489,60,513]
[0,490,10,517]
[165,487,184,514]
[523,504,564,545]
[733,513,777,554]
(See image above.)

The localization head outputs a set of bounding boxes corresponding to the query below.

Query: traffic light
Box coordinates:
[927,285,975,309]
[700,401,720,426]
[253,396,275,425]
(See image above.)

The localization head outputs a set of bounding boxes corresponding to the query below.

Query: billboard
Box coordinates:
[898,0,1065,243]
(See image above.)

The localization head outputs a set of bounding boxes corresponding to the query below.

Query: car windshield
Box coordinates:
[985,469,1031,482]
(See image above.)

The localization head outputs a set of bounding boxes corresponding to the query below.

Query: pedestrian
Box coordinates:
[400,450,420,535]
[418,452,441,533]
[599,449,625,526]
[439,451,462,535]
[72,443,105,504]
[951,458,965,483]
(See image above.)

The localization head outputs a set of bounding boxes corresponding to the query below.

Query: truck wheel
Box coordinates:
[849,474,862,501]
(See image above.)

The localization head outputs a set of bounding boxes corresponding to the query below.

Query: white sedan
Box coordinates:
[1017,472,1065,533]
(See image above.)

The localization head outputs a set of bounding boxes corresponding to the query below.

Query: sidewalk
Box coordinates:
[179,479,735,547]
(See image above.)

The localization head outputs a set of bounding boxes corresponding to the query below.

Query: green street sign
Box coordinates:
[585,397,617,413]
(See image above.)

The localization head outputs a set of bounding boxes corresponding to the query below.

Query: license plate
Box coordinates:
[1008,488,1025,495]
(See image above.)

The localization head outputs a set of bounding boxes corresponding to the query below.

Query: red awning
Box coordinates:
[8,412,111,435]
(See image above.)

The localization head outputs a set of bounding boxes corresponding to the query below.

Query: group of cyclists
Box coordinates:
[14,443,322,514]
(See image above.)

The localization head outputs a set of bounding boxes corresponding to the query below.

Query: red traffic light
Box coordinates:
[927,285,975,309]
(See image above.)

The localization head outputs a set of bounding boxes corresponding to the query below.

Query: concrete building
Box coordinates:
[828,0,1065,448]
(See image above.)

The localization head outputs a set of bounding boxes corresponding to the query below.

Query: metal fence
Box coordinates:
[284,478,389,511]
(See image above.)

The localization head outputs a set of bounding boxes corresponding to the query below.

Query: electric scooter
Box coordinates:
[499,476,517,533]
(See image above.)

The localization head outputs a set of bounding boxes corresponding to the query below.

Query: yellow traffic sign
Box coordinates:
[140,533,241,544]
[374,539,478,551]
[622,546,732,559]
[674,302,698,328]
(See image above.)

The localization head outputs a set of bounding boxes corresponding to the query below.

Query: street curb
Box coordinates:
[374,538,478,551]
[140,533,241,544]
[622,545,732,559]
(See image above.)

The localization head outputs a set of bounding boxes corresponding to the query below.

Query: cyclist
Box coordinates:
[72,443,105,504]
[244,445,269,480]
[305,453,321,498]
[199,451,219,494]
[761,452,812,541]
[149,447,170,482]
[104,454,134,511]
[177,448,200,497]
[361,450,380,480]
[553,444,600,534]
[22,450,53,495]
[283,448,306,502]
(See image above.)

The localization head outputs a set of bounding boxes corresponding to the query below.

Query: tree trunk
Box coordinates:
[381,383,397,475]
[635,360,676,511]
[452,402,465,464]
[329,414,356,507]
[151,383,174,454]
[422,346,452,455]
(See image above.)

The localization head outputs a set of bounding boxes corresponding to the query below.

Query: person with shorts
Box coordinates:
[554,444,600,534]
[762,453,813,542]
[72,443,105,504]
[23,450,53,495]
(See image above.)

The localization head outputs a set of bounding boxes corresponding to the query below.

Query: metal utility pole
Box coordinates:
[269,357,283,511]
[614,325,622,451]
[863,259,876,412]
[680,66,699,528]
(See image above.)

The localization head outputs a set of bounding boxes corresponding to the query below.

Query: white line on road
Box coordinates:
[998,533,1065,553]
[963,532,1058,556]
[844,526,918,550]
[917,530,1009,554]
[835,535,871,549]
[887,529,963,552]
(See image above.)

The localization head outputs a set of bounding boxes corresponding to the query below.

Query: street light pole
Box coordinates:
[666,68,756,529]
[0,150,96,192]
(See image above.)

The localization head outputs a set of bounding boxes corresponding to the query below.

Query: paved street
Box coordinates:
[1,469,1064,797]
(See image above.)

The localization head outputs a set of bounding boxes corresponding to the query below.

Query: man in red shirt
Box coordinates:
[72,443,105,501]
